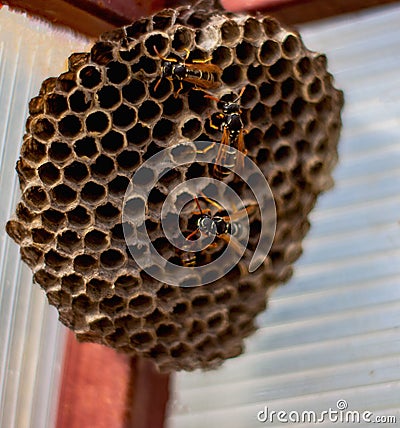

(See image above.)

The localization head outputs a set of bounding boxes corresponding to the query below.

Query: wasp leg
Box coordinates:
[174,80,184,98]
[192,56,213,64]
[196,141,216,155]
[199,193,225,211]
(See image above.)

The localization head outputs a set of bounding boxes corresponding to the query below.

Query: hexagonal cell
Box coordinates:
[23,186,49,211]
[78,65,103,89]
[68,89,93,113]
[57,230,82,254]
[129,293,155,316]
[61,273,85,295]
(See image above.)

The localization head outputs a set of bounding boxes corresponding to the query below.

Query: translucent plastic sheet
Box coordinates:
[0,9,90,428]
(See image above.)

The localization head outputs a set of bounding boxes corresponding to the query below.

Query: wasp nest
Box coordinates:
[6,0,343,371]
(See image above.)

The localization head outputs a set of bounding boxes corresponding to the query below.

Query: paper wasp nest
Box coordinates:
[6,0,343,371]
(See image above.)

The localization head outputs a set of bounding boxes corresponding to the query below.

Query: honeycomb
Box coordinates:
[6,0,343,371]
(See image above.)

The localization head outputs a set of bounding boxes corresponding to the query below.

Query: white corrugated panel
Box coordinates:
[0,10,90,428]
[168,4,400,427]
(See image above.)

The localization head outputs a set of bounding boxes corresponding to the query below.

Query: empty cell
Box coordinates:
[138,100,161,123]
[269,58,291,81]
[45,93,68,117]
[31,227,54,245]
[116,150,140,170]
[163,95,183,117]
[295,56,313,80]
[152,10,174,30]
[38,162,60,185]
[100,295,125,316]
[33,269,59,289]
[106,61,129,84]
[51,184,77,206]
[125,18,149,39]
[131,56,158,74]
[29,96,44,115]
[241,84,258,108]
[67,205,92,227]
[235,41,255,64]
[89,317,114,333]
[221,20,241,44]
[101,130,125,153]
[74,137,98,158]
[259,40,280,66]
[124,197,145,220]
[96,202,120,221]
[61,274,85,294]
[56,71,77,93]
[130,330,155,349]
[16,202,37,223]
[112,104,137,128]
[100,248,125,268]
[74,254,98,273]
[42,209,66,230]
[281,77,296,99]
[58,230,82,253]
[21,137,46,163]
[291,97,309,118]
[247,64,264,83]
[23,186,49,210]
[20,246,43,268]
[45,249,70,270]
[250,102,268,125]
[97,85,121,109]
[244,18,262,41]
[49,140,72,162]
[5,220,28,244]
[108,175,129,196]
[68,52,90,71]
[152,118,174,141]
[271,100,288,120]
[144,33,169,56]
[91,155,115,178]
[156,323,178,338]
[78,65,102,89]
[212,46,233,68]
[84,229,108,250]
[148,187,165,205]
[85,111,110,135]
[30,117,55,141]
[126,123,150,146]
[262,17,280,37]
[181,117,202,139]
[307,77,324,101]
[64,161,89,184]
[91,41,115,65]
[86,278,112,300]
[81,181,106,203]
[118,43,142,63]
[282,34,301,58]
[58,114,82,138]
[129,293,154,314]
[68,89,92,113]
[221,64,243,86]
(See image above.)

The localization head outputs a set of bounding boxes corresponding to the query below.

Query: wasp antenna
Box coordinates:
[233,86,246,103]
[204,94,221,102]
[154,76,162,92]
[153,45,165,60]
[194,196,203,215]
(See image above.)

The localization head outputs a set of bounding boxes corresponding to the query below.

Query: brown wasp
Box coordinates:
[201,87,247,180]
[179,195,256,268]
[153,47,222,96]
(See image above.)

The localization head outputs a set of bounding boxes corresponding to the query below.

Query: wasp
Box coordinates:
[153,47,222,96]
[201,87,247,180]
[179,196,256,268]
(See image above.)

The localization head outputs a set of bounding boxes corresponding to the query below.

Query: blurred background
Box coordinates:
[0,1,399,427]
